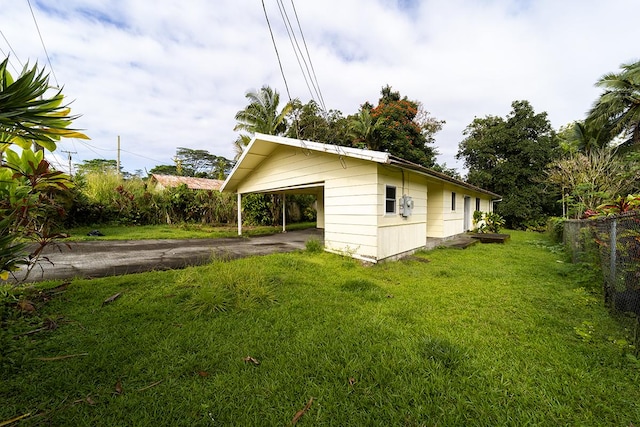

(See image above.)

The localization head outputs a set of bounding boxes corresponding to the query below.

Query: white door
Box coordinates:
[463,196,472,231]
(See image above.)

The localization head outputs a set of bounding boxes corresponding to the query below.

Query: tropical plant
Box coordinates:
[472,211,505,234]
[348,107,385,150]
[558,120,614,154]
[546,147,639,218]
[234,86,293,137]
[0,57,88,150]
[586,194,640,217]
[483,212,505,233]
[587,60,640,150]
[0,148,73,281]
[0,59,87,281]
[232,134,251,161]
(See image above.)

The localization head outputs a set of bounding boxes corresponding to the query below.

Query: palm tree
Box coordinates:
[233,86,293,156]
[232,134,251,161]
[234,86,292,136]
[587,60,640,149]
[565,120,613,154]
[348,108,384,150]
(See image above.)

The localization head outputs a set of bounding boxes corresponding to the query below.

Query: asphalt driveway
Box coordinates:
[11,228,324,283]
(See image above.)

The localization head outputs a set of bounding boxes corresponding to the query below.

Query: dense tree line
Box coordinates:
[456,60,640,228]
[234,84,446,170]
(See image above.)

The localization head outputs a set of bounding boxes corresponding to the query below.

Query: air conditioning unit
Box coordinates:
[399,195,414,217]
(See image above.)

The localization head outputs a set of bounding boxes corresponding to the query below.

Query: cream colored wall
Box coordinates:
[237,145,380,260]
[426,182,444,238]
[426,181,496,238]
[442,183,466,236]
[375,166,428,260]
[235,144,496,259]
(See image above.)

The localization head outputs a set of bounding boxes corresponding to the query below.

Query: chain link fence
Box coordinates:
[592,212,640,316]
[564,212,640,318]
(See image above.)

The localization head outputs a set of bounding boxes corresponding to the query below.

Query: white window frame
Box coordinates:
[385,185,397,215]
[451,191,456,211]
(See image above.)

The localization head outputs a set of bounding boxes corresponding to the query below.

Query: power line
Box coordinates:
[26,0,59,87]
[72,138,168,165]
[261,0,293,102]
[289,0,327,111]
[275,0,317,107]
[0,29,24,69]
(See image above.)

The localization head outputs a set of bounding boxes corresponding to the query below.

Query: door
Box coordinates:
[463,196,472,232]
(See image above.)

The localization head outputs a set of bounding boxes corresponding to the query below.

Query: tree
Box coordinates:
[367,85,443,167]
[285,99,350,145]
[77,159,118,175]
[587,60,640,150]
[150,148,233,179]
[232,134,251,161]
[233,86,293,154]
[348,107,385,150]
[212,156,234,180]
[174,147,218,177]
[457,100,560,229]
[149,164,179,176]
[557,121,613,155]
[546,147,639,218]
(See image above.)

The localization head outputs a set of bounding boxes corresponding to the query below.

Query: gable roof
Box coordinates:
[221,133,501,199]
[150,174,223,191]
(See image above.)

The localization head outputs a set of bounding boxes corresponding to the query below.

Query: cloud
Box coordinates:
[3,0,640,174]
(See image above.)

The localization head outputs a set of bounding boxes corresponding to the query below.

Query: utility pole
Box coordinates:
[60,150,77,177]
[117,135,121,177]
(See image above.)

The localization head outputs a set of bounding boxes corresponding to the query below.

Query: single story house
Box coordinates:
[221,133,501,262]
[149,174,224,191]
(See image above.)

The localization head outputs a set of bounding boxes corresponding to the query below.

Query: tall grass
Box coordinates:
[2,231,639,426]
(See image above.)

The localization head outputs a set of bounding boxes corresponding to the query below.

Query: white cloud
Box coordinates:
[3,0,639,174]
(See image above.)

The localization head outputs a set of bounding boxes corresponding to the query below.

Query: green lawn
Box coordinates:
[2,231,639,426]
[62,222,315,241]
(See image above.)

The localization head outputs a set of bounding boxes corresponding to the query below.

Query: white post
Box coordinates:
[237,193,242,236]
[282,193,286,233]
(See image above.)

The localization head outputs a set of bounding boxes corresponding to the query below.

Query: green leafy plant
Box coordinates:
[0,148,73,281]
[597,194,640,216]
[473,211,505,234]
[472,210,484,232]
[0,57,88,150]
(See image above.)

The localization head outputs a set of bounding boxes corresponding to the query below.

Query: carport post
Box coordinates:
[237,193,242,236]
[282,194,286,233]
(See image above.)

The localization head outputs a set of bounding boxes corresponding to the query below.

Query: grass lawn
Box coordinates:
[62,222,316,241]
[2,230,639,426]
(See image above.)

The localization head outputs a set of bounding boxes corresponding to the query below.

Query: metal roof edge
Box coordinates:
[387,156,502,199]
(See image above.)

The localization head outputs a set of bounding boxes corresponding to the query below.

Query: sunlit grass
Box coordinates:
[2,231,639,426]
[62,222,315,241]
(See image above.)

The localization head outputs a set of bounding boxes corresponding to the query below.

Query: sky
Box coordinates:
[2,0,639,176]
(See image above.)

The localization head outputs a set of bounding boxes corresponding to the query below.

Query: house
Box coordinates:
[149,174,224,191]
[221,133,501,262]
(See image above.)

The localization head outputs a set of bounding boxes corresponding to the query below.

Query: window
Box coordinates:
[476,197,481,211]
[451,192,456,211]
[385,185,396,214]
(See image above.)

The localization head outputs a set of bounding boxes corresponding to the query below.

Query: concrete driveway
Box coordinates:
[11,228,324,283]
